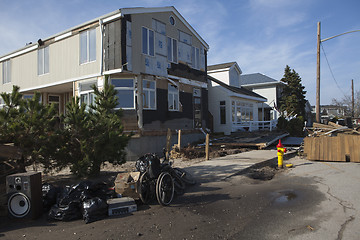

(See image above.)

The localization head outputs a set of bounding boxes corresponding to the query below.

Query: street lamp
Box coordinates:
[316,22,360,123]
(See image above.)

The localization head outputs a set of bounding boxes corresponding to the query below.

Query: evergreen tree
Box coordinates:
[62,77,130,177]
[279,65,307,118]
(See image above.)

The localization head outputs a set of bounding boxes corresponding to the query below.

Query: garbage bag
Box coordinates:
[48,201,83,221]
[42,183,61,211]
[57,181,93,206]
[82,197,108,224]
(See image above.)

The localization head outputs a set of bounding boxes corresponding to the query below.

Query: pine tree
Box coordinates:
[279,65,307,118]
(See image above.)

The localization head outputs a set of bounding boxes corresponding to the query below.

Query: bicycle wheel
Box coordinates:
[156,172,174,206]
[173,168,196,185]
[138,172,153,204]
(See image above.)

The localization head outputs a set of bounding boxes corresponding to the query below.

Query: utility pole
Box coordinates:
[316,23,360,123]
[351,79,354,117]
[316,22,321,123]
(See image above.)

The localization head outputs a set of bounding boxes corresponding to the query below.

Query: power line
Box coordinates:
[320,42,350,101]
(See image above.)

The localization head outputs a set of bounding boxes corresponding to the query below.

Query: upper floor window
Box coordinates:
[191,46,200,69]
[168,83,179,111]
[111,78,135,109]
[38,46,49,75]
[80,28,96,64]
[167,37,178,63]
[143,79,156,110]
[142,27,155,56]
[2,60,11,84]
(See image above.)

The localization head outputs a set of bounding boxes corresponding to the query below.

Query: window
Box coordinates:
[167,37,178,63]
[38,46,49,75]
[48,95,60,114]
[80,28,96,64]
[220,101,226,124]
[79,81,97,109]
[142,27,154,56]
[0,96,4,109]
[2,60,11,84]
[143,79,156,110]
[191,47,200,69]
[168,83,179,111]
[231,101,254,124]
[111,78,135,109]
[169,16,175,26]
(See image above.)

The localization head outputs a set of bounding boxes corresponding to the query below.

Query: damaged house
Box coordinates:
[0,7,209,159]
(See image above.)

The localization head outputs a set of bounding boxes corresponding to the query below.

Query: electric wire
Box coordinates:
[320,42,350,101]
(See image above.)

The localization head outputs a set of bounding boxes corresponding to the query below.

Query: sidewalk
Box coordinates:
[183,149,293,182]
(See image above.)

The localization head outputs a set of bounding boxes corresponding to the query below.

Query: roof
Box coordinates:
[208,62,237,71]
[208,75,266,101]
[0,6,208,61]
[241,73,279,85]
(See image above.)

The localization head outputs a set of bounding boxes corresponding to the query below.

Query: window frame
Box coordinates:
[191,46,200,70]
[79,28,96,65]
[167,37,178,63]
[220,101,226,124]
[168,83,179,111]
[142,27,155,57]
[143,79,157,110]
[38,46,49,75]
[111,78,135,110]
[2,60,11,84]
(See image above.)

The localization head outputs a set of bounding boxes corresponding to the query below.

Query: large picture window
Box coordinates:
[79,81,97,110]
[142,27,155,56]
[38,46,49,75]
[232,101,254,124]
[111,78,135,109]
[80,28,96,64]
[168,83,179,111]
[2,60,11,84]
[143,79,156,110]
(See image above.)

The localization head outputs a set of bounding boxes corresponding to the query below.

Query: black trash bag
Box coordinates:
[48,201,83,221]
[42,183,61,211]
[57,181,93,206]
[82,197,108,224]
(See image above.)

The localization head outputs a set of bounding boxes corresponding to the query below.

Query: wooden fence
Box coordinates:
[304,134,360,162]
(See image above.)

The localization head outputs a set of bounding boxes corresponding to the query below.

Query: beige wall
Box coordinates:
[1,26,101,93]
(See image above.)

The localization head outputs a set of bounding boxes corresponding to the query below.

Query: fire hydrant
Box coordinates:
[277,140,287,168]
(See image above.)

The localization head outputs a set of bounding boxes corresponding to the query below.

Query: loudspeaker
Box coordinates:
[6,172,42,219]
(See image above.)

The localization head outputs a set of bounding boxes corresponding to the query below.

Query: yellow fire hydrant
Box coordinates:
[277,139,287,168]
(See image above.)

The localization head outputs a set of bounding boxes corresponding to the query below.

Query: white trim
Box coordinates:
[103,68,123,75]
[54,32,72,42]
[0,45,38,62]
[20,73,99,93]
[207,67,231,74]
[242,82,284,88]
[103,13,122,23]
[224,88,266,102]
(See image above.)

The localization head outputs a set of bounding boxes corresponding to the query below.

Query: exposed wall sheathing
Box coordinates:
[304,134,360,162]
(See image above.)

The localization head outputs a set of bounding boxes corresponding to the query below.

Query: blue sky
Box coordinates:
[0,0,359,105]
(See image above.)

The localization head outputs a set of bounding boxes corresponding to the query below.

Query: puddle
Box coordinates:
[274,191,298,203]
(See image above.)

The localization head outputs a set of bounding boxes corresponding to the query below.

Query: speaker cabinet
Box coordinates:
[6,172,42,219]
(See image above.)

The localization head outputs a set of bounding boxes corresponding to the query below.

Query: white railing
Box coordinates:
[232,119,278,132]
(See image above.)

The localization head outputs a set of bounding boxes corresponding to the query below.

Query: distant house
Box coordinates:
[208,62,268,135]
[0,7,210,159]
[240,73,285,121]
[311,105,347,120]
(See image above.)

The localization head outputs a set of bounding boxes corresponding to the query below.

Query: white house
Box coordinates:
[240,73,285,121]
[207,62,268,135]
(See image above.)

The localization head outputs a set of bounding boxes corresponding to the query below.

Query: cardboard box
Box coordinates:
[114,172,140,199]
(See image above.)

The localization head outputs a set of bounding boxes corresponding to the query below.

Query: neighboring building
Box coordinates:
[311,105,347,120]
[0,7,209,159]
[240,73,285,121]
[207,62,268,135]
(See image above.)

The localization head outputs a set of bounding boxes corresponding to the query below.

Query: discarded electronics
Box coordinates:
[107,197,137,216]
[114,172,140,199]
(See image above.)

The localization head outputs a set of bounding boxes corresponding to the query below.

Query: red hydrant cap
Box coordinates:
[277,139,284,148]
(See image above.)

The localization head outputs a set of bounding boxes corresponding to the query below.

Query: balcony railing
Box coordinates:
[232,119,278,132]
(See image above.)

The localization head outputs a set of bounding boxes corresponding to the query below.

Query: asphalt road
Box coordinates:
[1,152,359,240]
